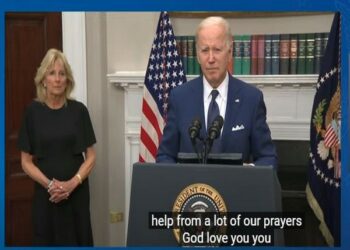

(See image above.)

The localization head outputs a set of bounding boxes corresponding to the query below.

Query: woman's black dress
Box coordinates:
[18,100,96,246]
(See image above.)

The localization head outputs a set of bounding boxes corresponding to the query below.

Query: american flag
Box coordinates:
[139,12,187,162]
[307,12,341,246]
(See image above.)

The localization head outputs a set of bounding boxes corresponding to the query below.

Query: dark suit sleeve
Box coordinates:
[156,91,179,163]
[251,92,278,168]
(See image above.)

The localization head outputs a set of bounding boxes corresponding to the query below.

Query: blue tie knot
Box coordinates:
[211,89,219,101]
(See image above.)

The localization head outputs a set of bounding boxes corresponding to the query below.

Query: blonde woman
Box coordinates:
[18,48,96,246]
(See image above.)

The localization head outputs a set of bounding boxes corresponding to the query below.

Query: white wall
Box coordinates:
[106,12,159,72]
[85,13,110,246]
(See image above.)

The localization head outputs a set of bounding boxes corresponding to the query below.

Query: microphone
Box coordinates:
[203,115,224,164]
[208,115,224,140]
[188,118,201,141]
[188,118,202,163]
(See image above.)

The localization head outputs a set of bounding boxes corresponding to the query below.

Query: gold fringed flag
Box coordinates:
[306,12,341,246]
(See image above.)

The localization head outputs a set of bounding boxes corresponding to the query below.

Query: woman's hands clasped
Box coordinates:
[47,177,80,203]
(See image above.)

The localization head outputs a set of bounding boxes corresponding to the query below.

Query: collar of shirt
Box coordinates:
[203,73,229,129]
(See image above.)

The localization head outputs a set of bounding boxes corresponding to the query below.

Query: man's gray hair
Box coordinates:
[195,16,233,48]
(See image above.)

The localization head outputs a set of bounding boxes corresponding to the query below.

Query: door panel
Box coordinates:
[5,12,62,246]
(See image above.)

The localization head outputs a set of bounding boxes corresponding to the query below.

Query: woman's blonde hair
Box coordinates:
[34,48,75,102]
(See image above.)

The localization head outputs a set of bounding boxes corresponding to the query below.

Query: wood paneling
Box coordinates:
[5,12,62,246]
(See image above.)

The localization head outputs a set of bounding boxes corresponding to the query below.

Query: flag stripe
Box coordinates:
[141,113,160,148]
[139,154,145,163]
[140,127,158,159]
[139,141,155,163]
[142,88,164,138]
[324,124,340,147]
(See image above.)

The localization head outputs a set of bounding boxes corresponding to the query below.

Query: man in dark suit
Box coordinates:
[156,16,277,168]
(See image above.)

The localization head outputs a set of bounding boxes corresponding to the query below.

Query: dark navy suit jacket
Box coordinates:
[156,75,277,168]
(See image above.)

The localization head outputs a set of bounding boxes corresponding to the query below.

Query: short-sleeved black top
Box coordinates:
[18,99,96,180]
[18,99,96,245]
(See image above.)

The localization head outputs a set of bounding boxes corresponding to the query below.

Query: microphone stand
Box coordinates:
[202,115,224,164]
[190,137,203,164]
[202,138,213,164]
[188,118,203,164]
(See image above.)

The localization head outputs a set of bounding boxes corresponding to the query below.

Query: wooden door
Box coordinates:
[5,12,62,246]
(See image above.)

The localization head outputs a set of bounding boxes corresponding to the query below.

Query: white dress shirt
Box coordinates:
[203,73,229,130]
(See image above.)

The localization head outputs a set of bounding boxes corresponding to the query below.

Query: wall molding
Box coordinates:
[108,71,317,141]
[108,71,318,88]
